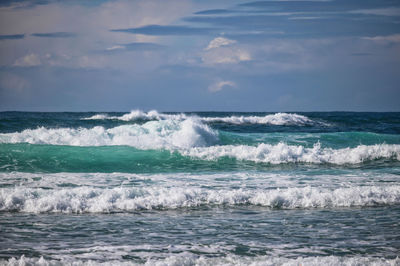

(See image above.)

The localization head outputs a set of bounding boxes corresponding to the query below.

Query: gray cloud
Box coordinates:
[0,34,25,40]
[111,25,217,36]
[31,32,76,38]
[194,9,231,15]
[103,42,165,53]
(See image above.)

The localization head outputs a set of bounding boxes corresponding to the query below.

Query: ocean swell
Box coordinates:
[0,118,218,150]
[183,143,400,165]
[1,121,400,165]
[82,110,319,126]
[1,185,399,213]
[3,254,399,266]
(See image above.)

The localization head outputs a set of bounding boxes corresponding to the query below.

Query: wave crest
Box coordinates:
[0,118,218,149]
[83,110,320,126]
[1,185,399,213]
[183,143,400,165]
[202,112,315,125]
[83,110,187,122]
[4,255,399,266]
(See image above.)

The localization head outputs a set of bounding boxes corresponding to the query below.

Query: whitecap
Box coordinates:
[3,253,400,266]
[0,118,218,150]
[183,142,400,165]
[82,110,323,126]
[1,185,399,213]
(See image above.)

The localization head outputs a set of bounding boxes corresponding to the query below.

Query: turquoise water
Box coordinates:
[0,111,399,265]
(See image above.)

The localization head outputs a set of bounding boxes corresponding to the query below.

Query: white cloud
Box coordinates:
[350,7,400,16]
[0,0,191,70]
[106,45,125,51]
[203,48,251,64]
[202,37,251,65]
[13,53,41,67]
[208,80,236,92]
[205,37,236,50]
[363,34,400,43]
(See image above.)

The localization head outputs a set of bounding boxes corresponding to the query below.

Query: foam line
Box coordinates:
[0,118,218,149]
[1,185,399,213]
[3,254,400,266]
[183,142,400,164]
[82,110,320,126]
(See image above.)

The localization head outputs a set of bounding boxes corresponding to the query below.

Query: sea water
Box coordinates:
[0,111,399,265]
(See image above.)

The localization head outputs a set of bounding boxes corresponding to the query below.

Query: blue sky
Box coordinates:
[0,0,399,111]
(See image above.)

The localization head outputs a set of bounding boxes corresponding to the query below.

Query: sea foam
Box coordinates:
[83,110,187,122]
[3,254,399,266]
[1,185,399,213]
[183,142,400,165]
[1,121,400,164]
[83,110,319,126]
[0,118,218,150]
[201,112,315,125]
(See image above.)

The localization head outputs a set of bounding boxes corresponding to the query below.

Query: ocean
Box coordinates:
[0,111,399,265]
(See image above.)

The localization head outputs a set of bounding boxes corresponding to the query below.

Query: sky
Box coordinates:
[0,0,399,112]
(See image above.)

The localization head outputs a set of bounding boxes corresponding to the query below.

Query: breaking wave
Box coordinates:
[0,118,218,150]
[183,142,400,165]
[82,110,320,126]
[82,110,187,122]
[1,185,399,213]
[1,118,399,165]
[201,113,315,125]
[3,255,399,266]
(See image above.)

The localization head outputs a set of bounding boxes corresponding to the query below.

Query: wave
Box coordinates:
[1,185,399,213]
[3,255,399,266]
[1,120,400,165]
[0,118,218,150]
[82,110,187,122]
[201,113,316,125]
[184,142,400,165]
[82,110,320,126]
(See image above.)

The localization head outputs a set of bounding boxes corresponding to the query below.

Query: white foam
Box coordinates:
[1,122,399,164]
[2,171,400,195]
[83,110,188,122]
[83,110,320,126]
[202,113,315,125]
[3,254,399,266]
[183,142,400,165]
[1,185,399,213]
[0,118,218,150]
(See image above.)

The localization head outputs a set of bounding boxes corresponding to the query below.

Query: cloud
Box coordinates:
[208,80,236,92]
[205,37,236,50]
[203,48,251,64]
[31,32,76,38]
[194,9,230,15]
[13,53,41,67]
[123,42,164,50]
[106,45,125,51]
[104,42,164,53]
[350,7,400,16]
[111,25,215,36]
[0,34,25,40]
[363,34,400,43]
[0,0,191,70]
[202,37,251,65]
[0,0,51,8]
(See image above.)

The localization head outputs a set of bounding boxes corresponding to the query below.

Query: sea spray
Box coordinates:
[1,185,399,213]
[82,110,321,126]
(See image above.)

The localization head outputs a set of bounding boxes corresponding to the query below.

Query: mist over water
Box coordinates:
[1,111,400,265]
